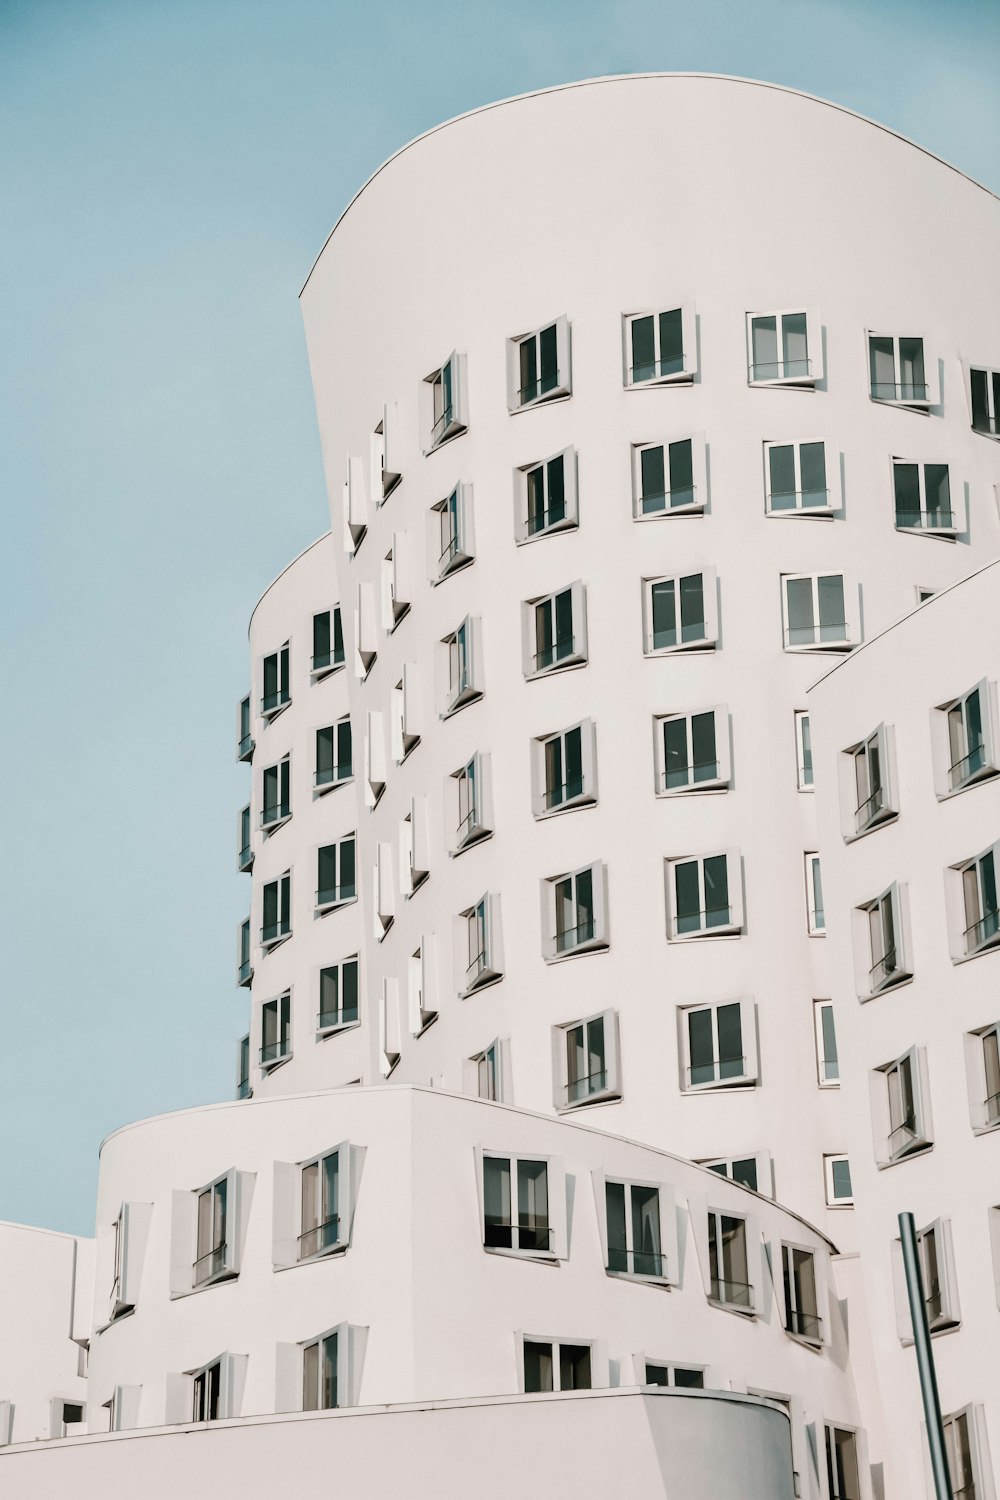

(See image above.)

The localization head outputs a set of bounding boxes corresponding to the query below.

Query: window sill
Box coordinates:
[311,660,346,682]
[509,386,571,415]
[657,780,729,798]
[783,1329,824,1352]
[843,811,899,843]
[171,1269,238,1301]
[765,505,835,520]
[314,775,354,798]
[515,518,579,547]
[605,1267,673,1288]
[681,1077,756,1095]
[971,1117,1000,1137]
[747,374,818,390]
[859,972,913,1002]
[556,1086,621,1112]
[524,655,588,681]
[460,970,504,999]
[533,792,597,819]
[825,1200,854,1209]
[783,641,854,656]
[869,394,932,412]
[441,688,483,720]
[450,826,493,858]
[877,1142,933,1169]
[633,502,705,521]
[260,933,292,954]
[707,1297,757,1319]
[292,1242,348,1268]
[644,640,716,658]
[669,926,742,944]
[483,1244,559,1265]
[894,524,958,542]
[259,1055,292,1075]
[315,895,358,917]
[261,815,292,837]
[433,553,474,586]
[950,937,1000,965]
[625,369,694,389]
[315,1019,360,1041]
[935,766,999,801]
[260,700,292,723]
[544,937,610,965]
[423,420,468,456]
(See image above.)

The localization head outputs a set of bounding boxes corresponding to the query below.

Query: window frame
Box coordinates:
[867,329,935,409]
[968,362,1000,439]
[315,835,357,915]
[237,693,254,763]
[665,848,744,941]
[952,841,1000,961]
[795,710,814,791]
[237,916,253,987]
[260,643,291,720]
[780,1240,824,1346]
[965,1022,1000,1133]
[311,606,345,678]
[519,1336,598,1394]
[472,1037,503,1102]
[315,716,353,793]
[553,1008,620,1110]
[260,753,291,834]
[238,803,253,873]
[781,571,856,653]
[935,679,999,798]
[514,446,579,543]
[430,483,474,583]
[191,1171,240,1289]
[824,1422,864,1500]
[542,863,610,964]
[631,432,706,519]
[804,852,825,935]
[679,996,758,1091]
[745,307,821,387]
[259,990,291,1072]
[762,438,834,516]
[843,722,898,838]
[449,751,493,855]
[440,615,483,717]
[622,303,696,387]
[813,1001,840,1088]
[890,455,957,538]
[477,1148,566,1262]
[236,1033,251,1100]
[372,403,402,503]
[706,1206,756,1315]
[872,1045,933,1166]
[423,351,468,452]
[260,871,292,951]
[653,705,730,796]
[522,581,588,678]
[457,893,504,996]
[942,1405,992,1500]
[506,316,571,412]
[597,1173,676,1285]
[316,956,360,1037]
[296,1145,351,1264]
[532,718,598,818]
[855,881,911,998]
[642,567,718,656]
[823,1154,853,1207]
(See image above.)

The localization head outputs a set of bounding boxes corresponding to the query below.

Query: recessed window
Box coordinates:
[192,1358,222,1422]
[666,849,743,940]
[316,718,352,791]
[703,1154,770,1195]
[318,958,359,1034]
[643,569,718,654]
[892,458,956,536]
[299,1149,344,1261]
[824,1155,853,1206]
[943,1407,989,1499]
[874,1046,932,1165]
[746,308,819,386]
[482,1153,556,1257]
[656,706,729,794]
[847,723,897,836]
[970,365,1000,438]
[449,752,492,854]
[261,873,291,950]
[431,484,474,582]
[956,843,1000,958]
[441,616,482,715]
[507,317,571,411]
[238,805,253,872]
[967,1023,1000,1132]
[814,1001,839,1086]
[261,755,291,833]
[623,305,693,386]
[763,439,830,514]
[524,582,588,677]
[781,1244,821,1343]
[238,917,253,987]
[473,1038,502,1101]
[825,1424,862,1500]
[644,1363,704,1388]
[194,1175,233,1288]
[302,1329,340,1410]
[632,436,704,517]
[459,893,503,995]
[316,836,356,913]
[312,608,344,676]
[795,711,814,790]
[556,1009,620,1108]
[856,882,910,997]
[868,331,932,408]
[782,572,853,651]
[424,352,467,451]
[516,448,578,542]
[805,853,825,934]
[544,865,609,962]
[680,998,757,1089]
[532,719,597,817]
[523,1340,591,1393]
[238,694,254,762]
[260,992,291,1070]
[236,1035,251,1100]
[938,681,998,795]
[261,643,290,718]
[707,1210,753,1311]
[606,1179,665,1279]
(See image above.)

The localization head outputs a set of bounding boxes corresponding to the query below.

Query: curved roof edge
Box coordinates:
[300,71,998,297]
[247,529,332,638]
[807,553,1000,694]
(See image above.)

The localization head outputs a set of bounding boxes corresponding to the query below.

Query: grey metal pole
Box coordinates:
[898,1211,952,1500]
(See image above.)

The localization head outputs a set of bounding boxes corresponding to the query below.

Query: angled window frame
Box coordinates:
[762,437,833,517]
[441,615,483,717]
[795,710,814,791]
[745,307,821,387]
[813,1001,840,1087]
[423,351,468,452]
[622,303,695,387]
[457,892,504,996]
[543,862,610,963]
[237,693,255,763]
[597,1171,677,1285]
[314,716,353,793]
[642,567,718,656]
[430,483,475,583]
[679,996,758,1091]
[890,454,957,538]
[316,956,360,1037]
[260,642,291,720]
[553,1007,620,1110]
[315,834,357,914]
[780,1239,825,1346]
[311,606,345,679]
[532,718,597,818]
[477,1148,566,1262]
[260,871,292,951]
[665,847,744,941]
[855,881,911,998]
[804,852,825,935]
[449,751,493,855]
[844,721,898,838]
[935,679,999,798]
[872,1045,933,1166]
[823,1154,853,1207]
[781,571,856,653]
[631,432,706,519]
[654,704,730,795]
[968,362,1000,439]
[952,841,1000,961]
[965,1021,1000,1133]
[507,315,571,412]
[514,446,578,544]
[522,581,588,678]
[867,329,935,409]
[260,753,291,834]
[259,990,292,1071]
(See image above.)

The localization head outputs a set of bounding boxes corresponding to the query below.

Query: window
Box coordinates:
[968,1024,1000,1131]
[782,572,853,651]
[238,805,253,872]
[400,800,430,898]
[108,1202,152,1322]
[194,1175,231,1287]
[868,331,932,407]
[656,707,729,794]
[236,1034,251,1100]
[193,1359,221,1422]
[557,1009,620,1107]
[545,864,609,961]
[390,668,420,763]
[442,616,482,715]
[680,998,757,1089]
[104,1385,141,1433]
[763,440,831,514]
[459,893,503,994]
[805,853,825,934]
[703,1154,770,1195]
[632,436,704,517]
[342,453,367,555]
[782,1244,821,1342]
[940,682,998,794]
[917,585,937,603]
[624,305,694,386]
[508,316,570,410]
[424,352,467,451]
[238,918,253,987]
[857,883,910,996]
[875,1047,932,1164]
[260,992,291,1070]
[533,719,597,816]
[958,843,1000,957]
[644,1363,704,1388]
[373,841,395,941]
[381,541,412,632]
[372,404,402,501]
[666,849,743,940]
[523,1341,591,1393]
[315,719,352,790]
[261,643,290,718]
[746,308,819,385]
[474,1039,502,1101]
[825,1425,862,1500]
[606,1180,664,1279]
[407,941,436,1034]
[431,483,474,582]
[482,1154,554,1255]
[814,1001,839,1086]
[261,873,291,949]
[848,723,897,835]
[915,1220,960,1331]
[524,582,587,676]
[450,753,492,853]
[378,976,401,1074]
[643,569,717,654]
[364,709,386,808]
[317,958,359,1033]
[892,456,956,536]
[261,755,291,832]
[944,1408,988,1500]
[970,364,1000,437]
[312,608,344,675]
[795,711,814,789]
[301,1330,339,1410]
[299,1149,344,1260]
[707,1210,753,1311]
[516,448,578,542]
[316,837,357,913]
[824,1155,853,1206]
[237,694,254,762]
[354,582,377,678]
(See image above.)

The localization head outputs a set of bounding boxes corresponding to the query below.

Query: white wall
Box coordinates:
[0,1221,91,1444]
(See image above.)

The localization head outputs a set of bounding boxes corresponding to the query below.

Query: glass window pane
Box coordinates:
[483,1157,511,1247]
[691,711,718,782]
[703,854,730,927]
[894,463,921,526]
[664,717,690,788]
[539,323,559,392]
[640,445,666,512]
[817,575,846,640]
[730,1157,758,1191]
[716,1002,743,1078]
[674,859,701,932]
[799,442,827,506]
[667,438,693,506]
[786,578,815,645]
[659,307,684,374]
[899,337,925,400]
[523,1341,552,1393]
[768,445,797,509]
[751,316,778,378]
[564,726,583,799]
[559,1345,591,1391]
[546,454,566,524]
[651,580,677,649]
[869,335,895,399]
[831,1158,852,1199]
[606,1180,627,1271]
[679,573,705,641]
[630,315,655,382]
[688,1008,715,1085]
[781,312,808,376]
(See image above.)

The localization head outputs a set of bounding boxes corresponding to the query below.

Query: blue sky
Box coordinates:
[1,0,997,1236]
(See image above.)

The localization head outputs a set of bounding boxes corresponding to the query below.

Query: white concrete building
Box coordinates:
[2,74,999,1500]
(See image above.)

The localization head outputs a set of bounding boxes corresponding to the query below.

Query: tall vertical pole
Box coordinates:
[898,1211,952,1500]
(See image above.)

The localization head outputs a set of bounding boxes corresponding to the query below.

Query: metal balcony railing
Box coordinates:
[261,688,290,715]
[260,802,290,830]
[238,844,253,872]
[317,1006,359,1031]
[608,1246,664,1277]
[687,1055,746,1087]
[785,1307,823,1340]
[236,1076,251,1100]
[750,356,812,381]
[869,946,898,990]
[237,734,255,762]
[984,1089,1000,1125]
[311,646,345,672]
[534,636,577,671]
[526,501,568,536]
[544,776,585,809]
[563,1067,607,1104]
[949,742,986,788]
[237,959,253,986]
[785,620,848,648]
[710,1276,754,1310]
[895,508,955,531]
[429,403,455,447]
[484,1218,552,1253]
[640,485,696,514]
[518,370,560,405]
[767,487,830,510]
[260,1037,290,1066]
[298,1216,340,1260]
[315,762,352,788]
[965,907,1000,954]
[630,356,685,383]
[888,1116,918,1157]
[871,379,928,401]
[193,1244,227,1286]
[662,758,719,791]
[261,918,290,945]
[554,918,597,955]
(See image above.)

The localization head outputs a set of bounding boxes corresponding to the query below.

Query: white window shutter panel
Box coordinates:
[271,1162,298,1270]
[274,1343,300,1413]
[805,306,822,381]
[164,1373,192,1425]
[230,1171,256,1276]
[0,1402,12,1447]
[119,1201,153,1310]
[703,565,720,645]
[685,1191,712,1296]
[168,1189,196,1298]
[220,1353,248,1420]
[555,315,571,394]
[681,303,697,378]
[114,1385,142,1432]
[548,1154,567,1260]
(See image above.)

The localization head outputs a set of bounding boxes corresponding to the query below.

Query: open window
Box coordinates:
[706,1208,755,1313]
[701,1153,772,1197]
[399,798,430,897]
[261,643,290,719]
[891,457,956,536]
[969,364,1000,438]
[456,893,503,995]
[260,755,291,834]
[553,1009,620,1108]
[623,304,695,386]
[542,863,609,961]
[951,842,1000,960]
[781,1242,824,1345]
[943,1407,994,1500]
[372,402,402,501]
[440,616,483,716]
[795,710,814,790]
[315,717,353,792]
[261,872,291,950]
[655,705,730,794]
[746,308,820,386]
[107,1202,153,1323]
[965,1023,1000,1132]
[237,917,253,987]
[381,538,414,632]
[342,454,367,554]
[824,1424,863,1500]
[805,853,825,934]
[854,881,911,997]
[871,1046,933,1165]
[237,694,254,763]
[596,1174,676,1284]
[447,752,493,855]
[781,572,856,652]
[665,848,744,940]
[824,1155,853,1207]
[408,940,438,1034]
[236,1034,251,1100]
[891,1217,960,1340]
[515,447,578,542]
[311,607,344,677]
[843,722,898,837]
[169,1169,254,1297]
[260,991,291,1071]
[643,569,718,654]
[934,680,999,797]
[507,316,571,411]
[813,1001,839,1087]
[354,582,377,679]
[238,805,253,872]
